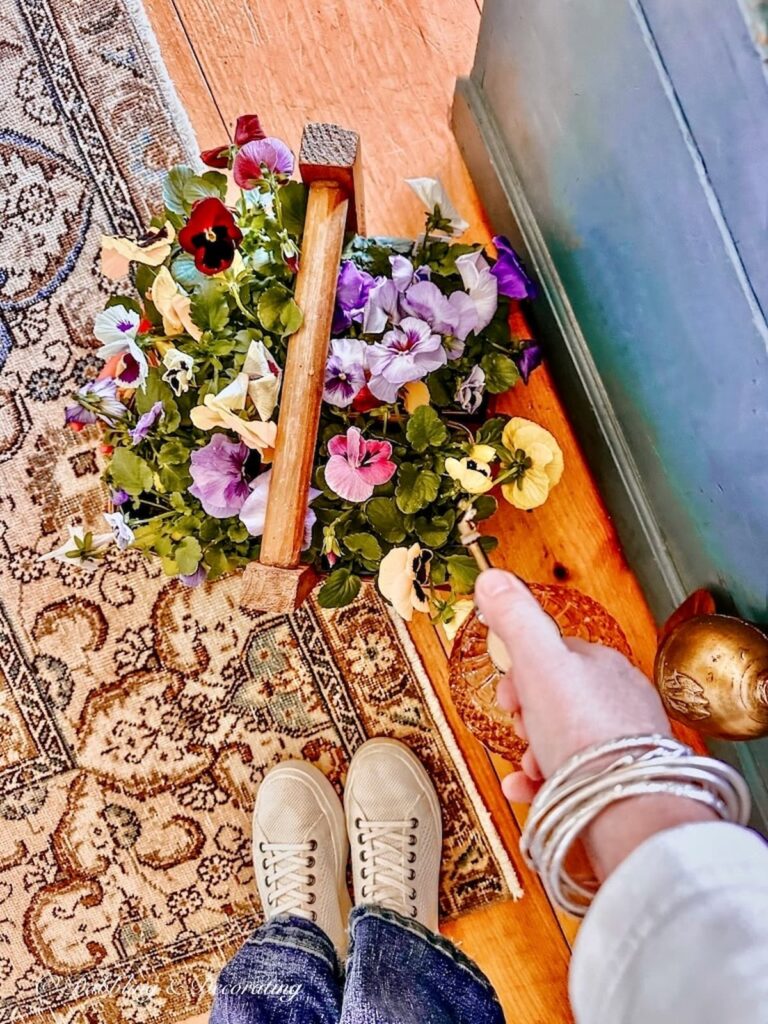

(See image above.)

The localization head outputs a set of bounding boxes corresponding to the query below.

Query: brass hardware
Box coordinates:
[654,615,768,740]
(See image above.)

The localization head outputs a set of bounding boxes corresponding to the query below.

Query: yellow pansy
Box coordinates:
[403,380,430,413]
[190,374,277,457]
[377,542,432,621]
[445,443,497,495]
[100,222,175,280]
[150,267,202,341]
[500,417,564,510]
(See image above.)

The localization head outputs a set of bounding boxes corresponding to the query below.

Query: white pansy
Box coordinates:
[103,511,135,551]
[455,251,498,333]
[39,526,113,571]
[161,348,196,396]
[405,177,469,236]
[242,339,282,420]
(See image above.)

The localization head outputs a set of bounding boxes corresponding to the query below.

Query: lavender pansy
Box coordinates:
[455,365,486,414]
[233,137,294,188]
[65,378,128,428]
[367,317,446,402]
[188,433,251,518]
[323,338,367,407]
[103,511,135,551]
[239,468,319,549]
[110,489,130,507]
[490,236,538,300]
[332,262,376,334]
[179,565,208,588]
[455,252,498,334]
[129,401,164,444]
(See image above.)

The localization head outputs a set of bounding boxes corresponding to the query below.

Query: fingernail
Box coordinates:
[476,569,525,598]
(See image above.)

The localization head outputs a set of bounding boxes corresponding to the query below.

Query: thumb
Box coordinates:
[475,569,566,675]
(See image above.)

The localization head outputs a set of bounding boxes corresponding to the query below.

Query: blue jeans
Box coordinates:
[211,905,505,1024]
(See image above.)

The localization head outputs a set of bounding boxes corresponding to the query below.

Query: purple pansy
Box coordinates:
[239,468,319,549]
[323,338,367,407]
[179,565,208,587]
[233,137,294,188]
[490,236,537,300]
[367,317,446,402]
[513,340,544,384]
[64,378,128,428]
[332,262,376,334]
[110,489,130,507]
[129,401,165,445]
[455,365,486,414]
[188,433,252,518]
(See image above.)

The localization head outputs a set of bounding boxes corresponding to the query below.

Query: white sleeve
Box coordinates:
[569,822,768,1024]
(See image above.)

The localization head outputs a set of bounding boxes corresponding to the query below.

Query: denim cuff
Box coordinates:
[348,904,499,996]
[246,913,341,975]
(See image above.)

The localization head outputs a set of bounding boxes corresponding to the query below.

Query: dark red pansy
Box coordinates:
[200,145,230,169]
[234,114,266,146]
[178,197,243,276]
[200,114,266,167]
[351,384,384,414]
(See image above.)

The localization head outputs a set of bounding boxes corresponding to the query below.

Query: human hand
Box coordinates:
[474,569,715,878]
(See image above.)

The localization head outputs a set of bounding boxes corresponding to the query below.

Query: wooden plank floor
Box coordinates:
[142,1,671,1018]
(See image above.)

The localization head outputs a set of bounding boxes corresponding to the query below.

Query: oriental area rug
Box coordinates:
[0,1,520,1022]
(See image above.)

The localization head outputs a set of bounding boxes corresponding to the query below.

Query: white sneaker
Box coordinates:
[344,738,442,931]
[252,761,351,956]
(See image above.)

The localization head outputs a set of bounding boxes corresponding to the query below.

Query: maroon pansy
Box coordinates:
[178,197,243,275]
[200,113,266,168]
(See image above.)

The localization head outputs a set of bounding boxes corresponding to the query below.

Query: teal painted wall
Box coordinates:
[471,0,768,621]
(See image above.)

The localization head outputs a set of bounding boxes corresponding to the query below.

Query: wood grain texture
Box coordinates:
[261,182,348,566]
[141,1,693,1018]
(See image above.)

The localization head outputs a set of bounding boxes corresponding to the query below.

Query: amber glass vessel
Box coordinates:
[448,583,632,765]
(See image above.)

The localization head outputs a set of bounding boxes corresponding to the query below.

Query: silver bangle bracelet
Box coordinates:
[519,734,752,918]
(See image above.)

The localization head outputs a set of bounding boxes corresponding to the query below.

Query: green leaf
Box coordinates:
[426,370,453,407]
[172,253,206,289]
[257,284,303,336]
[163,165,197,215]
[343,532,382,562]
[316,568,362,608]
[227,521,250,544]
[158,439,190,466]
[157,462,192,493]
[480,352,520,394]
[446,554,481,594]
[204,545,232,579]
[405,405,448,453]
[365,497,407,543]
[109,448,154,497]
[472,494,498,521]
[277,181,308,235]
[105,295,141,316]
[475,417,506,446]
[415,510,455,547]
[173,536,202,575]
[191,278,230,332]
[184,171,228,205]
[395,464,440,514]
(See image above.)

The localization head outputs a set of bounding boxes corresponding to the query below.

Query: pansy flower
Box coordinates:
[500,417,564,510]
[103,511,135,551]
[324,426,396,503]
[162,348,196,396]
[323,338,367,408]
[333,262,376,334]
[40,525,114,570]
[513,341,544,384]
[94,305,149,389]
[405,177,468,236]
[239,468,319,549]
[64,378,128,430]
[490,236,537,300]
[455,365,486,413]
[241,339,282,421]
[200,113,266,168]
[100,223,175,281]
[454,252,498,335]
[178,198,243,276]
[129,401,164,445]
[233,138,294,189]
[378,542,433,620]
[150,267,202,340]
[445,444,497,494]
[367,317,446,403]
[188,433,252,518]
[190,375,278,455]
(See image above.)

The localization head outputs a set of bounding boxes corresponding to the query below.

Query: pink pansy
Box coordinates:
[233,138,294,188]
[324,426,396,503]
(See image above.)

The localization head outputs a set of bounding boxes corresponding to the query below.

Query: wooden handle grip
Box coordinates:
[260,182,349,567]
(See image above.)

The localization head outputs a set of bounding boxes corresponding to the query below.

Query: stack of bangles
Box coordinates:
[519,734,752,917]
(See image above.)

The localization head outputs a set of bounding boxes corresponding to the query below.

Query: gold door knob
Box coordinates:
[654,615,768,740]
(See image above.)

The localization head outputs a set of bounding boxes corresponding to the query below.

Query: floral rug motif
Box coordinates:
[0,1,519,1021]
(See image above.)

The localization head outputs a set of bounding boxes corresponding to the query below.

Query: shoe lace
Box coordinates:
[259,840,318,922]
[356,817,418,917]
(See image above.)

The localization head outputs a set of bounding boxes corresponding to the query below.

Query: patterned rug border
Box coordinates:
[387,609,523,900]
